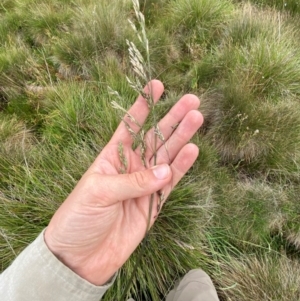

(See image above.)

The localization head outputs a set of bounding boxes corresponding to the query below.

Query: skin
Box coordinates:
[44,80,204,286]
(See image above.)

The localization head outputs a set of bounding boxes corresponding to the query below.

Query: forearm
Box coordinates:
[0,230,115,301]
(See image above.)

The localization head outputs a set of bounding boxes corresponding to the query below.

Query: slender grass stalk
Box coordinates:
[108,0,166,299]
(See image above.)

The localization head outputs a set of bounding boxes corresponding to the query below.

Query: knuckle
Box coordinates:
[131,172,147,190]
[83,173,111,205]
[84,174,101,196]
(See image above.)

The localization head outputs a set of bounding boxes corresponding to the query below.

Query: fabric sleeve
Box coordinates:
[0,230,116,301]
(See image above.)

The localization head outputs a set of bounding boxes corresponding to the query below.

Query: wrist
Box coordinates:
[44,228,117,286]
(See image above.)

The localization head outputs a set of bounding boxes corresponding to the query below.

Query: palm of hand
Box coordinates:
[45,81,203,285]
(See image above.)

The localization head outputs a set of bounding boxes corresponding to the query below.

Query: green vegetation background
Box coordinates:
[1,0,300,299]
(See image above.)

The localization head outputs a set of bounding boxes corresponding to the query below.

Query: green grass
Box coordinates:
[1,0,300,300]
[247,0,300,15]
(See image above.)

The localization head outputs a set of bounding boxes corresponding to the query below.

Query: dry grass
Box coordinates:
[217,255,300,301]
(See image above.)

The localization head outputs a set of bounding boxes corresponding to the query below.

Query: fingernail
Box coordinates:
[152,164,170,180]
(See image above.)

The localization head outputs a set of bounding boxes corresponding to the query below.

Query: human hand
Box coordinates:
[44,80,203,286]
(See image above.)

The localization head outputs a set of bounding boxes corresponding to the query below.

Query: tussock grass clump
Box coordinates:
[164,0,234,40]
[0,0,72,46]
[204,7,300,97]
[0,45,54,115]
[0,114,34,153]
[0,12,23,45]
[196,6,300,180]
[217,254,300,301]
[42,82,122,147]
[193,6,300,92]
[205,94,300,179]
[23,2,72,46]
[0,45,30,101]
[145,28,183,89]
[218,40,300,98]
[53,1,133,78]
[162,0,235,75]
[213,179,289,249]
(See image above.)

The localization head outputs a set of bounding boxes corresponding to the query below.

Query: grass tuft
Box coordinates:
[217,254,300,300]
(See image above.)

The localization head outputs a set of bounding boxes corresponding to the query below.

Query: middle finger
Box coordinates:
[151,110,203,165]
[135,94,200,161]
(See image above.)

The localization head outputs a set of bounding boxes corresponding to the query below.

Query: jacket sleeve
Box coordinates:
[0,230,116,301]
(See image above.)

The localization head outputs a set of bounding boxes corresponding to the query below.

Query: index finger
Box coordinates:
[109,80,164,146]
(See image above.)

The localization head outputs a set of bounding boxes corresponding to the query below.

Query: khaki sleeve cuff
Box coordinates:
[0,229,116,301]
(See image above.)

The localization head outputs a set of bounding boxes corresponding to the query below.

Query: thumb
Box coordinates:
[88,164,172,205]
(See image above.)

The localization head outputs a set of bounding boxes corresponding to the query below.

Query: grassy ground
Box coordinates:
[1,0,300,300]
